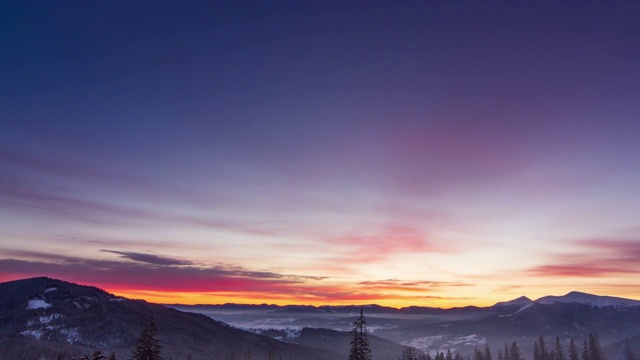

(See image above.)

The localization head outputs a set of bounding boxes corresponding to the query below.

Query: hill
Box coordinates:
[0,277,340,360]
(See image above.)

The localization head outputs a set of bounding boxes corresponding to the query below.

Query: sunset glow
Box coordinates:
[1,1,639,308]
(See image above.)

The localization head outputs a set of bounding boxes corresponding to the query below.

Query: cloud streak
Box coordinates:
[529,239,640,277]
[100,250,194,266]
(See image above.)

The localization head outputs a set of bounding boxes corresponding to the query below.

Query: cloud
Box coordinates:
[528,238,640,277]
[356,278,472,294]
[322,225,454,265]
[100,250,194,266]
[0,250,455,305]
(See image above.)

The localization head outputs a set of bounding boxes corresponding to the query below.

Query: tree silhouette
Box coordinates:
[624,338,637,360]
[348,309,371,360]
[568,339,579,360]
[132,318,163,360]
[402,346,417,360]
[73,351,106,360]
[509,341,522,360]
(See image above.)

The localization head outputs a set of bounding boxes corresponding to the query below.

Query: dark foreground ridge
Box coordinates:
[0,277,341,360]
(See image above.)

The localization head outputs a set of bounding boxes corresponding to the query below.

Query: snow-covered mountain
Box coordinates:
[535,291,640,308]
[492,296,534,308]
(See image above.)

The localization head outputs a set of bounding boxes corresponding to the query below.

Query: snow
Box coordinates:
[27,299,51,309]
[498,302,535,317]
[367,324,397,333]
[231,317,299,330]
[20,329,44,339]
[536,292,640,308]
[27,313,63,326]
[401,335,444,351]
[61,328,82,344]
[274,328,302,342]
[39,313,63,324]
[44,287,57,293]
[402,334,486,354]
[493,296,533,307]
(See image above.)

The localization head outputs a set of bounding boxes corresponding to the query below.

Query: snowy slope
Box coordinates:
[536,291,640,308]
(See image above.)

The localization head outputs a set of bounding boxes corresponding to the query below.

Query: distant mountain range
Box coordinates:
[170,291,640,360]
[2,277,640,360]
[172,290,640,314]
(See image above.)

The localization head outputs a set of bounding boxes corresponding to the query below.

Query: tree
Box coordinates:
[553,337,565,360]
[401,347,417,360]
[582,341,590,360]
[447,349,454,360]
[587,333,604,360]
[537,337,550,360]
[624,339,637,360]
[348,309,371,360]
[108,353,117,360]
[484,344,492,360]
[132,318,163,360]
[509,341,522,360]
[73,351,106,360]
[568,339,579,360]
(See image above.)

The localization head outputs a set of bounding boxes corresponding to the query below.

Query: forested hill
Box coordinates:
[0,277,340,360]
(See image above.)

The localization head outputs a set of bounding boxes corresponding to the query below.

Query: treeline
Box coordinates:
[413,333,640,360]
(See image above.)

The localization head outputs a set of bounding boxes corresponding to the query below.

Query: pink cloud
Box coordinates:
[323,225,452,264]
[529,238,640,277]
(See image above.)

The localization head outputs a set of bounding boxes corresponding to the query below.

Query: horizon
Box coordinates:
[1,1,640,308]
[4,276,639,310]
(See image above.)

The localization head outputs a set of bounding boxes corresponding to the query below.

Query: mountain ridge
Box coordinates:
[166,291,640,312]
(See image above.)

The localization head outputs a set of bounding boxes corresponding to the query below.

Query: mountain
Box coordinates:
[536,291,640,308]
[173,292,640,359]
[492,296,534,308]
[0,277,340,360]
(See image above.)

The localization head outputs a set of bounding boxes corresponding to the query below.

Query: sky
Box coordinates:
[1,1,639,308]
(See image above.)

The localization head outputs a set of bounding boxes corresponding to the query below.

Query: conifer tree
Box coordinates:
[402,347,416,360]
[624,339,637,360]
[132,318,163,360]
[568,339,579,360]
[582,341,590,360]
[504,343,510,360]
[348,309,371,360]
[509,341,522,360]
[588,333,604,360]
[538,337,550,360]
[484,344,492,360]
[446,349,453,360]
[107,352,116,360]
[553,337,565,360]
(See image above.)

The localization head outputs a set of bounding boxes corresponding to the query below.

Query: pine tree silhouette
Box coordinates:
[348,309,371,360]
[132,318,163,360]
